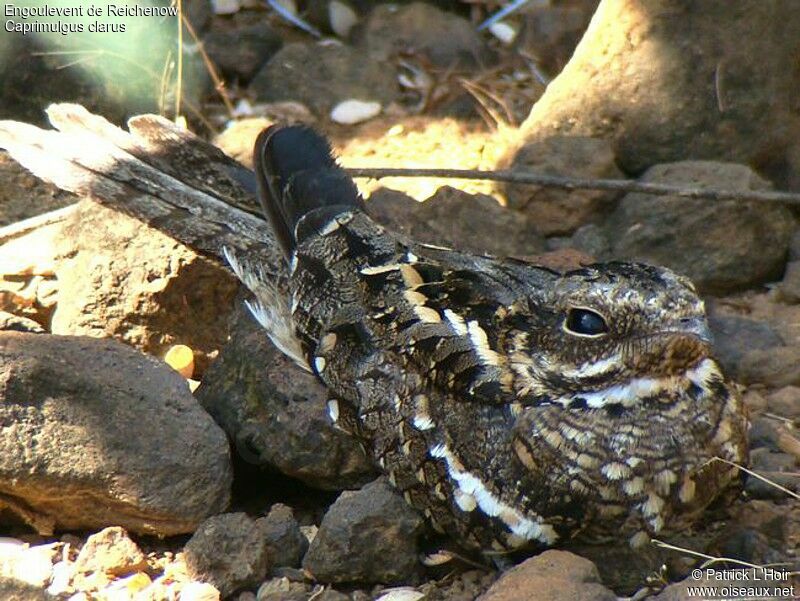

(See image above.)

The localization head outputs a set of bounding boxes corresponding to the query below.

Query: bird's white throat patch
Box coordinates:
[555,357,719,408]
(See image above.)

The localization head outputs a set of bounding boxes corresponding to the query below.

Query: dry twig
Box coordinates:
[345,167,800,206]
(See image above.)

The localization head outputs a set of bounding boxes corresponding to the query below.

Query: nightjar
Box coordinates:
[225,125,748,554]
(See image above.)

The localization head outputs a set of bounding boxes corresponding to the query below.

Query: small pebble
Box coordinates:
[329,0,359,38]
[181,581,222,601]
[375,588,425,601]
[74,527,148,577]
[211,0,240,15]
[488,21,518,45]
[330,100,382,124]
[164,344,195,378]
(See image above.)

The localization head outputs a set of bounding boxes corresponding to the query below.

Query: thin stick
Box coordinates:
[175,0,184,120]
[707,456,800,500]
[344,167,800,206]
[651,539,766,571]
[180,8,236,117]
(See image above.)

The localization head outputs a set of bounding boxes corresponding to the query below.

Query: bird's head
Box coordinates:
[501,262,747,544]
[505,262,718,409]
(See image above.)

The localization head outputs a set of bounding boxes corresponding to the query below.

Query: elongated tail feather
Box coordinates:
[253,125,362,260]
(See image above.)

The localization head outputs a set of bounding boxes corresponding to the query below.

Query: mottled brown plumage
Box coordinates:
[227,125,748,554]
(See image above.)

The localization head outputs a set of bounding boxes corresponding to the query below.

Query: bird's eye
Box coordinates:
[564,308,608,337]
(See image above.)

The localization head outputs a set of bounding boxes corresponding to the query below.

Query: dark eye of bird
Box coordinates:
[564,308,608,336]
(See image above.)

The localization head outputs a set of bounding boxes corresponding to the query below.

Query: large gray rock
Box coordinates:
[503,136,624,236]
[195,305,377,490]
[515,0,800,175]
[367,186,546,257]
[302,478,423,584]
[592,162,795,294]
[737,345,800,387]
[766,386,800,419]
[203,22,282,84]
[250,42,397,115]
[746,449,798,500]
[0,331,232,535]
[707,314,784,378]
[361,3,494,69]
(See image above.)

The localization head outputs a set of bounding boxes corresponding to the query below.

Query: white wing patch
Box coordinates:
[429,442,558,545]
[467,320,501,366]
[223,246,310,372]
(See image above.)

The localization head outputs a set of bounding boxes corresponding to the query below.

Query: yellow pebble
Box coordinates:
[164,344,194,379]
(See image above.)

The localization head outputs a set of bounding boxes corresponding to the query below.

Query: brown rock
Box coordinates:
[362,3,494,69]
[503,136,623,236]
[367,186,546,257]
[478,550,616,601]
[262,504,307,570]
[0,331,232,535]
[256,577,311,601]
[766,386,800,419]
[250,42,397,115]
[515,0,800,175]
[195,304,377,490]
[312,590,350,601]
[526,248,596,273]
[51,201,239,376]
[742,389,768,414]
[0,152,74,226]
[302,478,424,584]
[74,527,148,576]
[184,512,272,599]
[738,346,800,387]
[203,22,282,84]
[777,260,800,303]
[599,162,794,294]
[707,314,784,378]
[746,448,799,500]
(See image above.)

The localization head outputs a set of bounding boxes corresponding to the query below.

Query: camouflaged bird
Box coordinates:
[225,125,749,554]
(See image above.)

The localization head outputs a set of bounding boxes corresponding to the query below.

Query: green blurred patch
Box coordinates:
[0,0,207,121]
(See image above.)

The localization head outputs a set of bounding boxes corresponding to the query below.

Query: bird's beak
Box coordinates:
[674,316,714,345]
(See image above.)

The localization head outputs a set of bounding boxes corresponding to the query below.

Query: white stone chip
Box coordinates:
[330,99,382,124]
[329,0,359,38]
[488,21,517,45]
[211,0,240,15]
